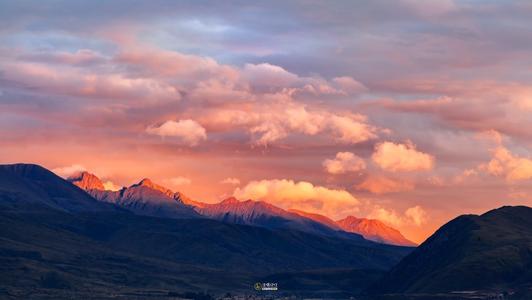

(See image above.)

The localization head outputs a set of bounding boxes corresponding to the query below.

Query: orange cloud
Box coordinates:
[323,152,366,174]
[372,141,434,172]
[146,119,207,146]
[368,205,428,227]
[356,175,415,194]
[481,146,532,182]
[233,179,359,219]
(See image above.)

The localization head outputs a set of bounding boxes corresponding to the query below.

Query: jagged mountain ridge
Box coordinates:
[69,174,200,219]
[68,171,415,246]
[194,197,358,239]
[0,163,414,297]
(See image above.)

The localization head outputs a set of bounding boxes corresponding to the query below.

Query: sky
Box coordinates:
[1,0,532,243]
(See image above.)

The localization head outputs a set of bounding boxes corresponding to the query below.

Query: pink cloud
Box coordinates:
[372,141,434,172]
[242,63,299,88]
[7,62,181,102]
[332,76,367,94]
[323,152,366,175]
[146,119,207,146]
[480,146,532,182]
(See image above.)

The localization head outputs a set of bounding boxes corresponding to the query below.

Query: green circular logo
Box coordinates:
[254,282,262,291]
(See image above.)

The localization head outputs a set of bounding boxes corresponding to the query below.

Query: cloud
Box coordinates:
[220,177,240,185]
[323,152,366,174]
[356,175,415,194]
[372,141,434,172]
[247,103,322,146]
[146,119,207,146]
[20,49,106,66]
[233,179,359,219]
[52,164,86,178]
[6,62,181,103]
[243,63,299,88]
[204,101,378,146]
[405,205,428,226]
[103,180,122,191]
[476,129,503,145]
[332,76,367,94]
[480,146,532,182]
[3,40,378,148]
[374,91,532,142]
[367,206,404,227]
[368,205,428,227]
[328,114,377,144]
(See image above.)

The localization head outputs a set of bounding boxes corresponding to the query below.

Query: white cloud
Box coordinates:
[372,141,434,172]
[233,179,359,219]
[323,152,366,174]
[146,119,207,146]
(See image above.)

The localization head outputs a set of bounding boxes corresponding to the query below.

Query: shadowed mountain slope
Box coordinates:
[194,197,363,240]
[369,205,532,294]
[0,163,413,298]
[0,164,119,213]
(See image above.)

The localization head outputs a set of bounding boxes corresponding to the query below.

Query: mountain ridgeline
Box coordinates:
[369,205,532,297]
[68,170,415,246]
[0,163,411,298]
[2,163,531,299]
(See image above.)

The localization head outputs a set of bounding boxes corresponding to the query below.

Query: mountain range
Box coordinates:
[69,170,415,246]
[2,163,531,299]
[0,163,411,298]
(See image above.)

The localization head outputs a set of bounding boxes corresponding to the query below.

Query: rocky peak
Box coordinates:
[132,178,174,197]
[220,197,240,205]
[69,171,104,191]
